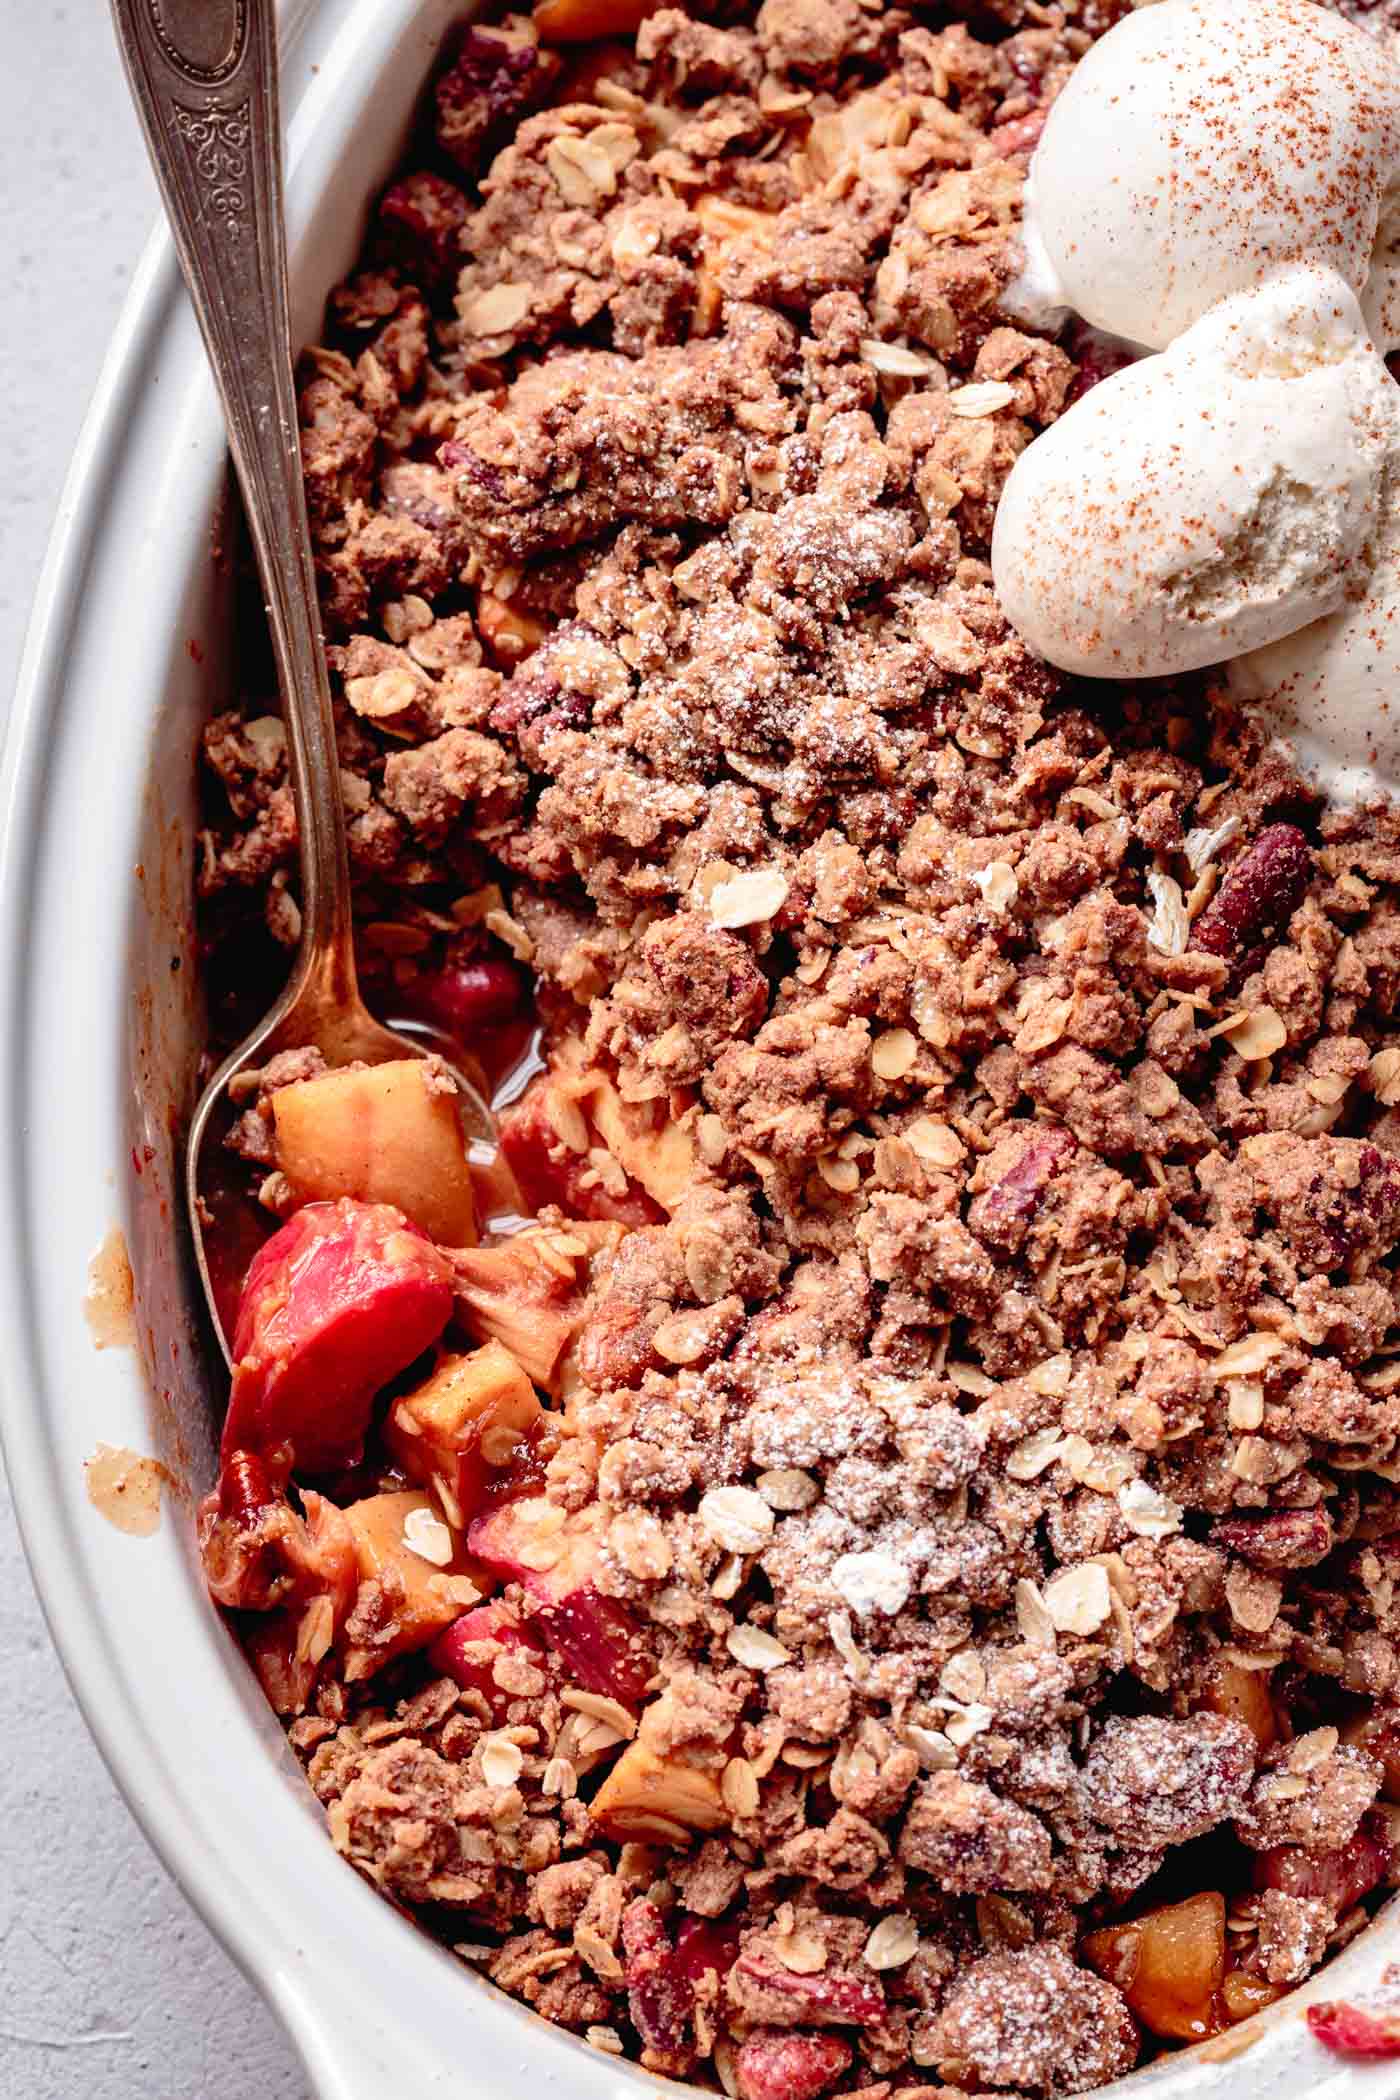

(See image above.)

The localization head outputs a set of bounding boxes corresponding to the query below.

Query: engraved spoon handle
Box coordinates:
[110,0,356,994]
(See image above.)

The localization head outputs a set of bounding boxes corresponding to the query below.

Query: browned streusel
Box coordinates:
[197,1,1400,2093]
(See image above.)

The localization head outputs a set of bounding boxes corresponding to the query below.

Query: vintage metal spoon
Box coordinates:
[111,0,495,1360]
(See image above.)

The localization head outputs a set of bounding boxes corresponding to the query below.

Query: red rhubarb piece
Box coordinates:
[467,1497,655,1704]
[732,1949,886,2027]
[967,1125,1077,1250]
[735,2029,854,2100]
[223,1198,453,1472]
[427,1602,546,1715]
[1252,1813,1392,1912]
[1309,2000,1400,2057]
[673,1915,742,1986]
[622,1900,695,2073]
[1213,1509,1333,1569]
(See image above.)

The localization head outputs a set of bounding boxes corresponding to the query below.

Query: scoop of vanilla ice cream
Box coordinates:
[1229,510,1400,805]
[1013,0,1400,352]
[990,266,1399,680]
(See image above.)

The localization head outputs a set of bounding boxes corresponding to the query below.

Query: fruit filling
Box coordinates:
[195,0,1400,2090]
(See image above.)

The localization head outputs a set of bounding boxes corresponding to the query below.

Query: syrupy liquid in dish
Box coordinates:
[191,0,1400,2090]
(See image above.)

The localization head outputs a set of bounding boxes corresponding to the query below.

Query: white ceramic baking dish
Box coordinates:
[2,3,1398,2096]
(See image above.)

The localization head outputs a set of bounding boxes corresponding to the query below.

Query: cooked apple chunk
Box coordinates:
[533,0,662,42]
[451,1222,623,1393]
[1197,1657,1279,1751]
[584,1075,696,1214]
[501,1049,696,1221]
[592,1740,727,1845]
[1082,1890,1226,2041]
[501,1083,660,1227]
[385,1340,543,1528]
[270,1057,478,1245]
[341,1488,486,1676]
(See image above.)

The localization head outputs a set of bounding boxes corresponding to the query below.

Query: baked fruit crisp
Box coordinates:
[195,1,1400,2091]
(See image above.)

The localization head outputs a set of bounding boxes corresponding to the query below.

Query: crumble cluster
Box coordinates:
[198,2,1400,2093]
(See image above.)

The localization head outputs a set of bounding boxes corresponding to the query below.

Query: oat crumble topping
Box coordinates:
[196,1,1400,2092]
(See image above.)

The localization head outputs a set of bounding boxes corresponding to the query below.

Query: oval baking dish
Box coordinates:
[0,3,1394,2097]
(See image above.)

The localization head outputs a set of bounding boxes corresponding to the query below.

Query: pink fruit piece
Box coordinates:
[488,627,596,766]
[673,1915,742,1987]
[1252,1812,1392,1912]
[216,1446,283,1531]
[440,437,507,504]
[732,1949,886,2028]
[223,1198,454,1473]
[985,106,1048,159]
[492,680,590,767]
[967,1125,1077,1252]
[405,958,525,1041]
[1064,321,1140,406]
[380,462,460,537]
[376,172,469,290]
[435,26,550,175]
[1214,1508,1333,1570]
[735,2029,854,2100]
[467,1498,655,1704]
[528,1587,652,1703]
[428,1603,546,1715]
[499,1085,661,1229]
[1192,824,1313,968]
[622,1900,695,2073]
[1309,2000,1400,2057]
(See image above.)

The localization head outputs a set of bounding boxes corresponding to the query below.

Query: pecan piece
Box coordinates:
[735,2029,854,2100]
[1214,1508,1333,1569]
[967,1124,1077,1252]
[1191,823,1312,965]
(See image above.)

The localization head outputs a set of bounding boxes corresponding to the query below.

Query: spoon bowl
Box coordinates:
[187,957,496,1365]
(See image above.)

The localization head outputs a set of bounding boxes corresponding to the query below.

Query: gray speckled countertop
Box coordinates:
[0,10,307,2096]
